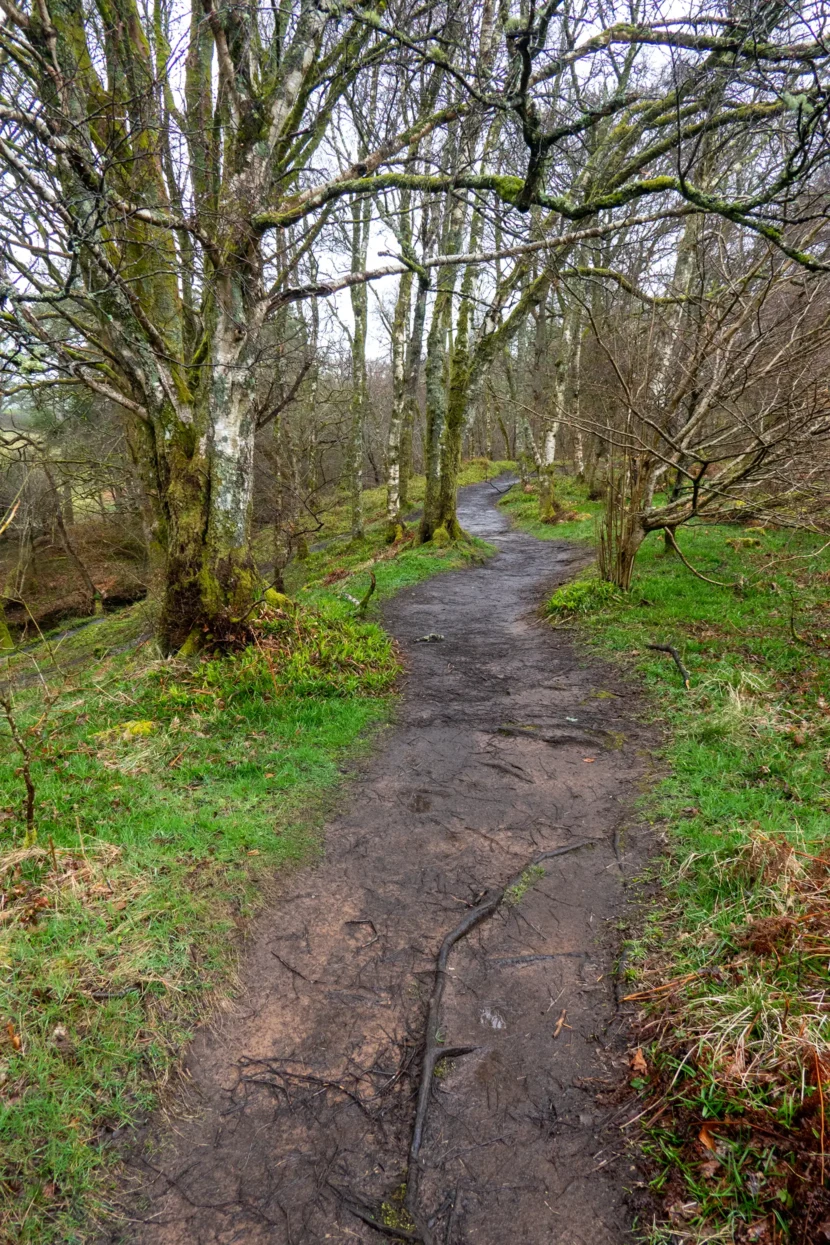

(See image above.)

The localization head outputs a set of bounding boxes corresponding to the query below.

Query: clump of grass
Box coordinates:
[504,864,546,906]
[547,577,620,616]
[380,1183,416,1233]
[630,829,830,1240]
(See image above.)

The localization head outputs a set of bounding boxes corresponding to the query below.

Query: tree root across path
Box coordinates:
[341,839,594,1245]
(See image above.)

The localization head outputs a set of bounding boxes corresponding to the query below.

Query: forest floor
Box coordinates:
[109,477,657,1244]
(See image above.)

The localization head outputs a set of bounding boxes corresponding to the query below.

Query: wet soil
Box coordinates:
[115,479,655,1244]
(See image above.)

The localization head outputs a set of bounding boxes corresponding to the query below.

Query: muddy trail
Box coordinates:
[116,479,654,1245]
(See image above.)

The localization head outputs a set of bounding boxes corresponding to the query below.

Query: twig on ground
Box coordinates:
[645,643,691,689]
[332,839,593,1243]
[487,476,518,495]
[238,1059,373,1118]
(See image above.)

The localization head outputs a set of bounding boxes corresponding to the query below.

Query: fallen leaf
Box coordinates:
[725,1047,746,1078]
[668,1200,699,1223]
[264,772,275,778]
[583,757,596,764]
[6,1022,21,1051]
[552,1008,568,1039]
[629,1047,648,1076]
[698,1121,718,1152]
[247,849,261,856]
[699,1159,720,1178]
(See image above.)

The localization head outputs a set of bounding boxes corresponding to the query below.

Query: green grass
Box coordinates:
[0,475,498,1243]
[504,479,830,1241]
[497,472,603,542]
[504,864,546,906]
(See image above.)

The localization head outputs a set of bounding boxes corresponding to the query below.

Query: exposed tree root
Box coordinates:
[403,839,593,1239]
[493,724,606,748]
[333,1187,423,1241]
[336,838,594,1243]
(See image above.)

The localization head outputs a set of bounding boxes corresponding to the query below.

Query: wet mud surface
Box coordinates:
[115,479,654,1244]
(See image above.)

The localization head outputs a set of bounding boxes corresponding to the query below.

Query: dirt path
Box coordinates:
[118,479,654,1244]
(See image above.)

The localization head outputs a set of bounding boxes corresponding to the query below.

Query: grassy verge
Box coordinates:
[496,470,603,542]
[0,487,497,1242]
[504,479,830,1242]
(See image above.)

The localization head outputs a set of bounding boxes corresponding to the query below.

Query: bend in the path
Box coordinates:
[118,478,653,1245]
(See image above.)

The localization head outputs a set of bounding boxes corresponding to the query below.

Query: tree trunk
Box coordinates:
[400,274,429,510]
[348,194,371,541]
[539,294,577,521]
[0,604,14,651]
[60,481,75,527]
[419,287,453,542]
[386,265,413,535]
[156,284,263,653]
[45,467,102,616]
[571,308,585,479]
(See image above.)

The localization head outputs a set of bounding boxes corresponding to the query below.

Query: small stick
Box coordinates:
[645,643,690,689]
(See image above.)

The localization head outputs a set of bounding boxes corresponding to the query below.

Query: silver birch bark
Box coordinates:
[348,192,371,539]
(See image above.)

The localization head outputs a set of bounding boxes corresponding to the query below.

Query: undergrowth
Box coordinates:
[0,483,497,1242]
[505,478,830,1243]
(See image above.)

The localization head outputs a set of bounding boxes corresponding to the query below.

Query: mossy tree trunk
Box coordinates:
[426,263,552,542]
[539,292,578,522]
[420,178,466,542]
